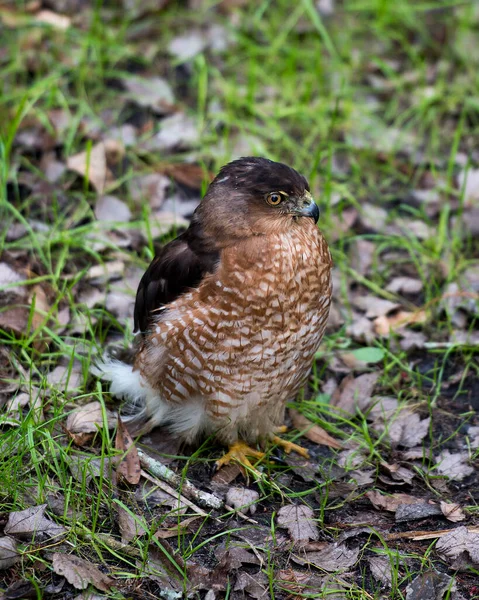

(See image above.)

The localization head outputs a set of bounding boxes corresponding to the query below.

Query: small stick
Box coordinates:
[138,450,223,510]
[141,469,209,517]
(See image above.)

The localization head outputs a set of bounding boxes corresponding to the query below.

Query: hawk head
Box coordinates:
[194,157,319,245]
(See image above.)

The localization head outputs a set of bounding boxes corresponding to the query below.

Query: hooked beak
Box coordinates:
[298,192,320,223]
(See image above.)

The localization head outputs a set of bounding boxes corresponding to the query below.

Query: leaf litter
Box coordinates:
[2,1,479,598]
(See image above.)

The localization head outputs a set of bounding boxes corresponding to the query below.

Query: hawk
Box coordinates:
[103,157,332,469]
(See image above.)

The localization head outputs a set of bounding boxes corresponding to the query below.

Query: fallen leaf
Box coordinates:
[86,260,125,283]
[226,487,259,514]
[359,203,388,231]
[277,505,318,542]
[211,463,241,485]
[289,409,342,449]
[406,571,457,600]
[34,9,71,29]
[129,173,170,209]
[440,502,465,523]
[0,537,20,570]
[52,553,113,592]
[458,167,479,207]
[122,76,175,113]
[368,556,392,586]
[435,450,474,481]
[66,401,116,440]
[115,418,141,485]
[47,363,83,394]
[143,113,200,152]
[367,396,399,421]
[353,295,400,318]
[67,142,112,194]
[366,490,426,512]
[331,372,379,415]
[95,195,131,222]
[381,461,415,485]
[299,542,360,572]
[276,569,325,596]
[349,239,376,276]
[399,330,427,351]
[159,163,212,189]
[436,526,479,568]
[5,505,66,541]
[386,410,430,447]
[117,505,146,543]
[168,30,207,61]
[374,310,427,336]
[0,262,27,296]
[233,571,268,598]
[345,315,375,343]
[386,277,423,294]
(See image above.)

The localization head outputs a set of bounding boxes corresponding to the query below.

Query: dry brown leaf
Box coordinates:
[115,417,141,485]
[225,487,259,515]
[331,372,379,415]
[129,173,170,209]
[289,409,341,449]
[386,277,423,294]
[122,75,175,113]
[52,553,113,592]
[353,295,400,318]
[298,543,360,572]
[66,401,116,436]
[35,9,71,29]
[159,163,213,189]
[5,505,66,541]
[387,410,430,447]
[368,556,392,586]
[0,537,20,570]
[435,450,474,481]
[374,310,427,336]
[95,195,131,223]
[277,505,318,542]
[143,113,200,152]
[211,463,241,485]
[349,239,375,276]
[436,526,479,568]
[366,490,426,512]
[405,571,457,600]
[380,461,415,485]
[440,502,465,523]
[458,167,479,207]
[67,142,112,194]
[117,505,146,543]
[154,516,201,539]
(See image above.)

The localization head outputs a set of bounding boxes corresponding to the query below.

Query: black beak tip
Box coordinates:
[302,201,319,223]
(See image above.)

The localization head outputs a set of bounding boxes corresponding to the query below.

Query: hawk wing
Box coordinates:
[134,223,219,334]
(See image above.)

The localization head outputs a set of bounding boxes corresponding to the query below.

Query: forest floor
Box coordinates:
[1,1,479,598]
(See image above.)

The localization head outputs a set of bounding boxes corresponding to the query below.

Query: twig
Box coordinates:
[385,525,479,542]
[138,449,223,510]
[141,469,209,517]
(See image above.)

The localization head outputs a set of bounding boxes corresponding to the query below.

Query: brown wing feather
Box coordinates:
[134,222,219,334]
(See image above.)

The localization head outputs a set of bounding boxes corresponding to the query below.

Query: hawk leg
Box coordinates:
[215,441,266,471]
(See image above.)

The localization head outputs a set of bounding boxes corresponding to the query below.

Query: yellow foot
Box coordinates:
[271,435,310,459]
[215,441,266,472]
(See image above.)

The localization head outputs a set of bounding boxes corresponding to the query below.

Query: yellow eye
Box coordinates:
[266,192,283,206]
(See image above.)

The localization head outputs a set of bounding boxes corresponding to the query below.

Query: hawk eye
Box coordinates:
[266,192,283,206]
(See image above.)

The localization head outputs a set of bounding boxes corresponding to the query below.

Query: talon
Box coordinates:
[271,435,310,459]
[215,441,266,473]
[275,425,288,434]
